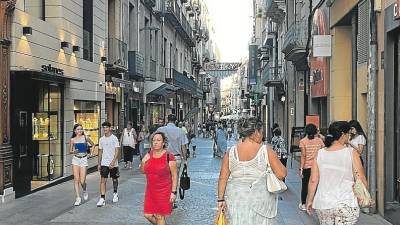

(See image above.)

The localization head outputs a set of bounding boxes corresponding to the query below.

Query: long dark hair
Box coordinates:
[325,121,351,147]
[71,123,85,138]
[348,120,367,143]
[305,124,317,140]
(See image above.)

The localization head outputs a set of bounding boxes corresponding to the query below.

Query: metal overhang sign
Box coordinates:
[394,0,400,20]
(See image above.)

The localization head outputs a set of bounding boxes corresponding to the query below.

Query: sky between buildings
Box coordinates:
[204,0,253,63]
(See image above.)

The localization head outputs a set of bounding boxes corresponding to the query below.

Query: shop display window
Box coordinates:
[74,101,101,156]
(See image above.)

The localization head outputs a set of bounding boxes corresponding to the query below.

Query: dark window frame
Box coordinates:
[24,0,46,21]
[83,0,94,62]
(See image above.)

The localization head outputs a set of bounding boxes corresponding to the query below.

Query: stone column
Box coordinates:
[0,0,16,202]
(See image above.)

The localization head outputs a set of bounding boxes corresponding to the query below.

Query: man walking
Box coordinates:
[96,121,121,207]
[157,115,188,172]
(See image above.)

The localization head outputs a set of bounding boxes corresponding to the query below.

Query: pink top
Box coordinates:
[299,137,325,169]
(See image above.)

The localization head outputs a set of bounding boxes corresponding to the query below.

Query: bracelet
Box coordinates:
[217,199,225,202]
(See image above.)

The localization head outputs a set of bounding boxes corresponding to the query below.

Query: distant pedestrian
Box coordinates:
[306,121,367,225]
[69,123,95,206]
[138,126,150,160]
[141,132,178,225]
[217,117,287,225]
[271,128,288,181]
[348,120,367,166]
[120,121,137,169]
[157,114,189,208]
[215,125,227,157]
[149,118,164,135]
[96,121,121,207]
[190,134,197,158]
[299,124,325,211]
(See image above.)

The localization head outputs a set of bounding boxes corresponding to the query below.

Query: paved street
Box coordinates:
[0,137,392,225]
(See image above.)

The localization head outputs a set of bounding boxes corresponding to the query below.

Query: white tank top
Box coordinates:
[312,147,358,209]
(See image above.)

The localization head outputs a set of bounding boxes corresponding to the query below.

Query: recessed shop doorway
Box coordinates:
[394,34,400,203]
[11,75,63,197]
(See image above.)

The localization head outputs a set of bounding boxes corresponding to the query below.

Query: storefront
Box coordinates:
[105,81,122,129]
[10,70,81,197]
[74,101,101,156]
[384,2,400,223]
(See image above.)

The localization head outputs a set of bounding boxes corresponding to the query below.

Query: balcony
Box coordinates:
[128,51,144,80]
[158,65,166,82]
[263,65,284,88]
[265,0,286,23]
[143,0,156,8]
[108,38,128,70]
[282,19,308,64]
[165,0,195,47]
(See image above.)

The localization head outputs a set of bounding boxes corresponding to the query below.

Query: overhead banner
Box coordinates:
[248,44,258,85]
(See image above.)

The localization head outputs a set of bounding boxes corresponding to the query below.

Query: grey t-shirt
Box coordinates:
[157,123,188,155]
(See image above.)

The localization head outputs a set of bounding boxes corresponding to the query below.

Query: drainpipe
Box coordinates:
[351,13,357,120]
[368,0,377,214]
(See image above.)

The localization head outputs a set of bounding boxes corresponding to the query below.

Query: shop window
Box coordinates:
[24,0,45,20]
[74,101,100,156]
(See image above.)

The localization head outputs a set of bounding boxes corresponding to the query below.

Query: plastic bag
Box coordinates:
[214,210,228,225]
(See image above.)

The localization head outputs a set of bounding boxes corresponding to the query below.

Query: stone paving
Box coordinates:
[0,137,393,225]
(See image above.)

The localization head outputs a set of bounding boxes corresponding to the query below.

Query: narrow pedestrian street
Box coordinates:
[0,138,391,225]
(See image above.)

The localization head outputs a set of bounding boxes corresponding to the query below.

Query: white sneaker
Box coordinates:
[112,193,119,203]
[298,203,306,211]
[96,198,105,207]
[74,197,81,206]
[83,191,89,201]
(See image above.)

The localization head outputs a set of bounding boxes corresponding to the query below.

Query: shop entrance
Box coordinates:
[11,76,63,197]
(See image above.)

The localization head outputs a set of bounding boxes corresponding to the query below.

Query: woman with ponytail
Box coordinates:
[298,124,325,211]
[306,121,368,224]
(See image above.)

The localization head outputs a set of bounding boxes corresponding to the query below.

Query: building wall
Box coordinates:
[329,26,352,121]
[11,1,106,175]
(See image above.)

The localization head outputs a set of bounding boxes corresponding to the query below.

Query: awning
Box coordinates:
[11,70,83,83]
[144,81,180,96]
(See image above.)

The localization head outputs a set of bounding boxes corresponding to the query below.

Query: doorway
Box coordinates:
[11,77,63,197]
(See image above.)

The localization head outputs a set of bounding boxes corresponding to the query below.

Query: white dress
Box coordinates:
[225,145,278,225]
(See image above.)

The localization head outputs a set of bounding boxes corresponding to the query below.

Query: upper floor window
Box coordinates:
[83,0,93,62]
[25,0,45,20]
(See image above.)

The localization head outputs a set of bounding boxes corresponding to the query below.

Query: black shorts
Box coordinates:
[100,166,120,179]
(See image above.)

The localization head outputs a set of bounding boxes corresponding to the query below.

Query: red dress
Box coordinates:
[144,150,175,215]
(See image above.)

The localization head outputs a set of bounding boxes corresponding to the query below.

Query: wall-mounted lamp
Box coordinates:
[61,41,70,49]
[22,26,32,36]
[101,56,107,64]
[72,45,80,53]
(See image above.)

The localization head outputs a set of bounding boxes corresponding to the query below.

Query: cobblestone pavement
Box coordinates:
[0,137,392,225]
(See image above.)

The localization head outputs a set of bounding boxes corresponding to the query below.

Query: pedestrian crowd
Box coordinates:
[69,114,371,225]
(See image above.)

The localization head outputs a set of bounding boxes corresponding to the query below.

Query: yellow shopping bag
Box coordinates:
[214,210,228,225]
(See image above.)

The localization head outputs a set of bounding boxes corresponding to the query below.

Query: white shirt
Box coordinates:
[350,135,366,154]
[122,128,136,148]
[99,134,120,167]
[157,123,189,155]
[312,147,358,209]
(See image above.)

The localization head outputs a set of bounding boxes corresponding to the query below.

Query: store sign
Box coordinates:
[41,64,64,75]
[313,35,332,57]
[395,0,400,20]
[248,44,258,85]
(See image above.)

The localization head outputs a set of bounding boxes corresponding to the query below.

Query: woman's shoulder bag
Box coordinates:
[264,145,287,194]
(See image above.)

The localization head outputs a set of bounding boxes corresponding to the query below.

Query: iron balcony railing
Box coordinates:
[108,38,128,69]
[263,65,284,88]
[128,51,144,79]
[143,0,156,8]
[282,19,308,61]
[149,59,157,80]
[164,0,195,47]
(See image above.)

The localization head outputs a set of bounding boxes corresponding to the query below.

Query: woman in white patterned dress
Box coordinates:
[217,117,287,225]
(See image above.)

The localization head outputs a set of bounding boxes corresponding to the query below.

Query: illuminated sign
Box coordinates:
[41,64,64,76]
[394,0,400,20]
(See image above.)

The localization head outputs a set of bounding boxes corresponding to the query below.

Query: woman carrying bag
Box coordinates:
[217,117,287,225]
[306,121,369,225]
[120,121,137,169]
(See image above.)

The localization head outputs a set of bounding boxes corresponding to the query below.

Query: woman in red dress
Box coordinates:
[141,132,178,225]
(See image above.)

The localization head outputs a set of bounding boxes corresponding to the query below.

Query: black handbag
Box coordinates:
[179,164,190,199]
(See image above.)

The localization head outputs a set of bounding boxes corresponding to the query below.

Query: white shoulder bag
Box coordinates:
[265,145,287,194]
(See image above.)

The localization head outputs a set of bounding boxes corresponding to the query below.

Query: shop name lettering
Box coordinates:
[41,64,64,75]
[395,1,400,20]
